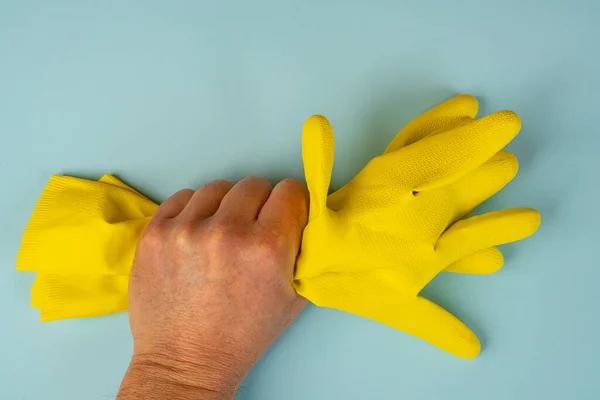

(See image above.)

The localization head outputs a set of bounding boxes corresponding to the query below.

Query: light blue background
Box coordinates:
[1,1,598,399]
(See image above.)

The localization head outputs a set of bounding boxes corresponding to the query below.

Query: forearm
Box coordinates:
[117,354,240,400]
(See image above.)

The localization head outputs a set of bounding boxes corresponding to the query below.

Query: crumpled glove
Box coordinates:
[19,174,156,321]
[293,95,540,358]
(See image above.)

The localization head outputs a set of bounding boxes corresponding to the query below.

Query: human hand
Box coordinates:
[117,177,309,400]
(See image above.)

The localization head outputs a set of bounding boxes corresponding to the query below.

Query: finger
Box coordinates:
[153,189,194,219]
[385,94,479,152]
[217,176,272,222]
[427,150,519,223]
[178,180,233,221]
[302,115,334,221]
[374,110,521,193]
[257,178,309,251]
[294,270,480,358]
[443,247,504,274]
[436,208,541,260]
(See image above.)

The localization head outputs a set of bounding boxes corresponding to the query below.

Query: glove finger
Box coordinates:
[31,273,128,321]
[385,94,479,152]
[295,271,480,358]
[436,208,541,260]
[429,150,519,224]
[400,296,481,358]
[302,115,335,220]
[443,247,504,274]
[326,99,477,210]
[374,110,521,193]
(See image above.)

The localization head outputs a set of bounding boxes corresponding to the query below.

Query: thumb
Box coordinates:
[302,115,335,221]
[401,296,481,359]
[295,270,481,358]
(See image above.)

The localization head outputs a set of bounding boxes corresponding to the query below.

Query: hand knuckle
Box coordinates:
[205,221,243,251]
[255,233,283,260]
[260,219,285,239]
[172,224,197,249]
[140,220,168,248]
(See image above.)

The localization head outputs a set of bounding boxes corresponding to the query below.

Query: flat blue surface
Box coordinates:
[1,1,598,399]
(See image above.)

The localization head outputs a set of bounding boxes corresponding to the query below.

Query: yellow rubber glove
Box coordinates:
[18,175,156,321]
[293,96,541,358]
[19,97,499,321]
[17,174,157,276]
[17,95,539,358]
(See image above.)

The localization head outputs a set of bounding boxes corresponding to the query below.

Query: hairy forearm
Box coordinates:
[117,354,240,400]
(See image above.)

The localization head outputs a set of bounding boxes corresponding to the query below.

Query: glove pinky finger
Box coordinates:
[436,208,541,261]
[443,247,504,274]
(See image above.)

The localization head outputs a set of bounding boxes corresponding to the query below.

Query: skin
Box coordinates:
[117,177,309,400]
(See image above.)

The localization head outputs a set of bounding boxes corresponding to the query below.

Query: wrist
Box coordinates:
[118,352,242,400]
